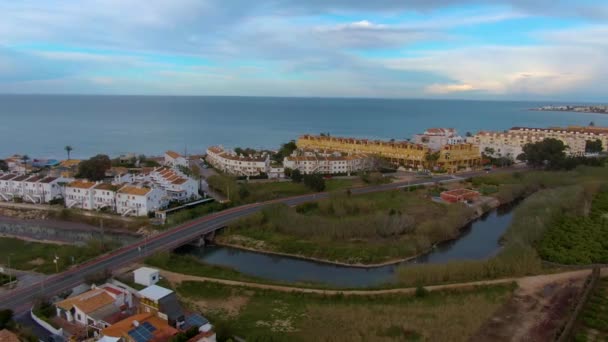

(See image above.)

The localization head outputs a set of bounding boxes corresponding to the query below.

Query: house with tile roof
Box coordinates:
[65,180,97,209]
[55,284,132,330]
[164,151,188,168]
[116,186,165,216]
[133,167,199,202]
[100,312,179,342]
[93,183,122,211]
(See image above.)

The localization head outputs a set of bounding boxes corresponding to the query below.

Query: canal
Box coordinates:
[177,204,516,288]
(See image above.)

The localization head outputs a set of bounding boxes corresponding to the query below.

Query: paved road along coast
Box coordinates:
[0,167,524,315]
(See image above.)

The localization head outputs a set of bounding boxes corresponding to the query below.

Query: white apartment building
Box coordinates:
[283,150,371,175]
[65,180,96,209]
[24,175,67,203]
[508,126,608,155]
[0,173,67,203]
[164,151,188,168]
[116,185,165,216]
[467,126,608,160]
[133,167,199,202]
[413,128,465,150]
[205,146,270,177]
[0,174,21,201]
[92,183,119,211]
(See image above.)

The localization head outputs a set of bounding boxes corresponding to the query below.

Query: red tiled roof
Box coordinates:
[165,151,182,159]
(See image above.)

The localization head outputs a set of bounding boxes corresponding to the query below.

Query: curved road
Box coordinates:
[0,168,523,314]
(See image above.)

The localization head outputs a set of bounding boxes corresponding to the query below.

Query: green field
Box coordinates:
[0,237,116,274]
[573,277,608,341]
[174,281,514,342]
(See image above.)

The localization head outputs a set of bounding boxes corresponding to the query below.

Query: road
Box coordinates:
[0,166,525,316]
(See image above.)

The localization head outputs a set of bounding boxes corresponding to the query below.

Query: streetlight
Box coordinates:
[53,255,59,273]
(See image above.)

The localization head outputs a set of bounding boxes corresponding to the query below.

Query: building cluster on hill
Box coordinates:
[0,151,201,216]
[49,267,216,342]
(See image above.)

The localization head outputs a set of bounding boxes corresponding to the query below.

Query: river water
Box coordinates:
[178,204,516,288]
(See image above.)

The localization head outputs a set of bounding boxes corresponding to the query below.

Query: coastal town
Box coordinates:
[532,104,608,114]
[1,123,608,342]
[1,124,607,218]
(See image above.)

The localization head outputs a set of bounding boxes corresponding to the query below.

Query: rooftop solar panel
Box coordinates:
[141,322,157,332]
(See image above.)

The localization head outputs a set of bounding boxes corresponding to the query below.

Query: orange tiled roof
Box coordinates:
[56,289,115,313]
[0,329,20,342]
[94,183,118,191]
[67,180,96,189]
[165,151,182,159]
[60,159,82,168]
[118,186,151,196]
[101,313,178,340]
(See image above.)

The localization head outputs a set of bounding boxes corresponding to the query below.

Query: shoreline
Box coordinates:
[212,197,508,268]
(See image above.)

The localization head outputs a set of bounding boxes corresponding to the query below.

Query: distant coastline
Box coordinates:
[531,105,608,114]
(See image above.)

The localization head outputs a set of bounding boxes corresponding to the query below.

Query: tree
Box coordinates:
[585,139,603,153]
[64,145,73,160]
[291,169,303,183]
[465,131,473,137]
[76,154,112,180]
[303,173,325,192]
[21,154,30,166]
[424,151,440,170]
[272,140,298,163]
[589,121,596,127]
[518,138,566,168]
[0,160,7,172]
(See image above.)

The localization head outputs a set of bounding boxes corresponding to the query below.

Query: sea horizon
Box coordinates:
[2,95,607,160]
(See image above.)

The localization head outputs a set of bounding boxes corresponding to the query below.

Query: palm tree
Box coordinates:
[65,145,73,160]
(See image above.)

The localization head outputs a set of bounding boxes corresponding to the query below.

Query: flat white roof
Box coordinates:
[133,267,160,276]
[138,285,173,301]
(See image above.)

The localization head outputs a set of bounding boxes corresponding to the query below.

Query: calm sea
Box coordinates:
[1,95,606,159]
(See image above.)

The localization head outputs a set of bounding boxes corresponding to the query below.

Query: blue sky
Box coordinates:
[0,0,607,100]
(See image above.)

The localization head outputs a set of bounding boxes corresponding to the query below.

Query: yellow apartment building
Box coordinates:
[297,135,481,172]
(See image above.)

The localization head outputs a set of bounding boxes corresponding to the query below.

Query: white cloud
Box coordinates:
[426,83,476,94]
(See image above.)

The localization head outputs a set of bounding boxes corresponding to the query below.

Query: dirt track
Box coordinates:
[160,268,596,296]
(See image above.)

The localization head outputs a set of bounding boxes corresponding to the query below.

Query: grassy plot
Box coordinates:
[175,281,515,342]
[573,277,608,341]
[207,174,360,205]
[219,189,474,264]
[0,237,116,274]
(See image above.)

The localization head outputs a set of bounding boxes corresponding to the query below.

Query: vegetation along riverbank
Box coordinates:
[214,173,524,266]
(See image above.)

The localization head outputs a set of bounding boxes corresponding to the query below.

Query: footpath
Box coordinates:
[160,268,602,296]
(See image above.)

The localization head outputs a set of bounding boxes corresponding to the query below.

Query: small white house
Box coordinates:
[65,180,96,209]
[164,151,188,168]
[93,183,120,211]
[133,267,160,287]
[116,186,165,216]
